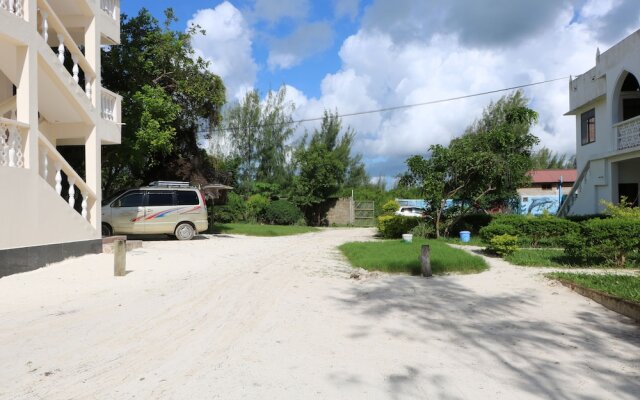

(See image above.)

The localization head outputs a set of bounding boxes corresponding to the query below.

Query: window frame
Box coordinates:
[580,108,596,145]
[112,190,145,208]
[144,190,176,207]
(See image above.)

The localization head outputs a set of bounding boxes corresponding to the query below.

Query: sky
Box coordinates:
[121,0,640,181]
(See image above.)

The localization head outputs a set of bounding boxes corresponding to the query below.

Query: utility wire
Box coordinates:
[204,76,569,134]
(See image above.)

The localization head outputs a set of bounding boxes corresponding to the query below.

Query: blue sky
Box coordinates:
[121,1,639,180]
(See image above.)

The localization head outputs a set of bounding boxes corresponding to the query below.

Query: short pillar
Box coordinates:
[421,245,432,278]
[114,239,126,277]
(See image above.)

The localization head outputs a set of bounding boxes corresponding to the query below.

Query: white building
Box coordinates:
[0,0,121,275]
[559,29,640,216]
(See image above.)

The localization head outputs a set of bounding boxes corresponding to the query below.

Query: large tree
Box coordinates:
[101,9,226,196]
[402,90,539,237]
[530,147,576,169]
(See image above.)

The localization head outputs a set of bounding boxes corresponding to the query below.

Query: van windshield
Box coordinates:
[102,189,128,206]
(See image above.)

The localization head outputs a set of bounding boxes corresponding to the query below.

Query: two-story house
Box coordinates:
[559,29,640,216]
[0,0,122,275]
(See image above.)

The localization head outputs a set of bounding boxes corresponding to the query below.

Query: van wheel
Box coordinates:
[175,223,195,241]
[102,223,113,237]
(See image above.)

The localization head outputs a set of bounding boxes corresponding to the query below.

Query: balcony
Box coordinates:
[0,0,25,19]
[615,115,640,151]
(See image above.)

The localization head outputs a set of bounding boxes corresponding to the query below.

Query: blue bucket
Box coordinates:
[459,231,471,243]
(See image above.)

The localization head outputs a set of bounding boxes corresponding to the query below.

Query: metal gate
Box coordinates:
[354,200,375,226]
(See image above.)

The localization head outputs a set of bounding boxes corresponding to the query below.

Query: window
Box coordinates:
[147,191,174,206]
[542,184,552,190]
[176,190,199,205]
[115,191,144,208]
[581,109,596,145]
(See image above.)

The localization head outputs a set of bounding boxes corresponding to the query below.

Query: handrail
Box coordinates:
[612,114,640,128]
[100,86,121,122]
[0,117,28,168]
[0,116,29,129]
[37,0,96,80]
[557,160,590,217]
[0,0,25,19]
[99,0,119,20]
[38,132,97,201]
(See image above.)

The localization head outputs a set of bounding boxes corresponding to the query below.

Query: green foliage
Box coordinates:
[546,273,640,303]
[246,194,270,222]
[601,198,640,220]
[505,249,582,268]
[488,234,519,256]
[530,147,576,169]
[479,223,518,243]
[401,90,539,238]
[449,213,494,235]
[382,199,400,215]
[410,222,436,239]
[101,9,226,196]
[263,200,303,225]
[564,218,640,268]
[377,215,420,239]
[212,192,246,223]
[339,239,488,275]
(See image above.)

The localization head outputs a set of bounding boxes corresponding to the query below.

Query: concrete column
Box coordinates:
[84,16,101,108]
[85,127,101,230]
[16,45,39,172]
[24,0,38,28]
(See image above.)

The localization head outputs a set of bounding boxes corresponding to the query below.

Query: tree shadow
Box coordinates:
[327,275,640,399]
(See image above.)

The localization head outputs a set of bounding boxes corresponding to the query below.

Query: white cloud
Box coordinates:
[267,22,334,70]
[188,2,258,100]
[334,0,360,20]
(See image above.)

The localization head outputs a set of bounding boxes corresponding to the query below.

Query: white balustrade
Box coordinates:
[0,118,25,168]
[68,177,76,208]
[54,162,62,195]
[81,195,88,219]
[100,0,119,20]
[72,54,79,83]
[85,78,93,100]
[41,11,48,42]
[101,90,116,121]
[57,34,65,65]
[41,147,48,180]
[616,115,640,151]
[0,0,24,18]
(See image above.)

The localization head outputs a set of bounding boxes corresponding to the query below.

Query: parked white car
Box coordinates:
[394,207,426,218]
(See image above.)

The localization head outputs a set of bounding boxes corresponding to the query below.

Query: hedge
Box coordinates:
[377,215,420,239]
[263,200,303,225]
[564,218,640,267]
[450,213,494,235]
[481,215,580,247]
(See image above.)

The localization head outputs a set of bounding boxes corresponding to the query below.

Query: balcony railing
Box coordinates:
[0,0,24,19]
[0,118,27,168]
[101,87,121,123]
[38,0,96,100]
[100,0,118,20]
[615,114,640,151]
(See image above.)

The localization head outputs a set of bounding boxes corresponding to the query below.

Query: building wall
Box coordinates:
[326,198,354,226]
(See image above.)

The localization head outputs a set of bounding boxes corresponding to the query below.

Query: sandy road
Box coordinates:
[0,228,638,399]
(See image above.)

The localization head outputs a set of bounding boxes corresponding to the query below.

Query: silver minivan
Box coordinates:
[101,181,208,240]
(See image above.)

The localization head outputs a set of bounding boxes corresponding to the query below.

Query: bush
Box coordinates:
[564,214,609,223]
[263,200,303,225]
[410,222,436,238]
[479,223,517,243]
[212,192,246,223]
[382,199,400,215]
[487,234,518,256]
[450,213,493,235]
[377,215,420,239]
[564,218,640,267]
[246,194,270,222]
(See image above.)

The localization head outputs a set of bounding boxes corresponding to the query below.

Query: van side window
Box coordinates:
[114,191,144,208]
[147,192,175,206]
[176,191,199,205]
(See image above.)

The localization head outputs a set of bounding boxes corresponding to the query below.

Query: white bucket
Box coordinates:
[402,234,413,243]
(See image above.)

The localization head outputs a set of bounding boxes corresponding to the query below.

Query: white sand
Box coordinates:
[0,228,638,399]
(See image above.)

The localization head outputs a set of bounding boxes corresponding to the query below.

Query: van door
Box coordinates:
[144,190,177,234]
[111,190,146,234]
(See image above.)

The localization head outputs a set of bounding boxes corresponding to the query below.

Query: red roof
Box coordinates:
[528,169,577,183]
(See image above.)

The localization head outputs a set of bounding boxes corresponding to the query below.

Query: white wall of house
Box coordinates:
[566,30,640,215]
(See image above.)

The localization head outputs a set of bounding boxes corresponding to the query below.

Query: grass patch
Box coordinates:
[504,249,585,268]
[339,239,488,275]
[547,273,640,303]
[442,236,485,246]
[211,223,318,237]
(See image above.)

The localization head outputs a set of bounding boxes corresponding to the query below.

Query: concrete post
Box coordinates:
[421,245,432,278]
[114,239,126,276]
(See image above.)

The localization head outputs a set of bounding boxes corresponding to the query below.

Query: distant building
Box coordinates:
[559,29,640,216]
[518,169,577,215]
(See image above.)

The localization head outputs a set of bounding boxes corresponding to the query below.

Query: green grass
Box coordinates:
[547,273,640,303]
[504,249,585,268]
[211,223,319,237]
[442,236,485,246]
[339,239,488,275]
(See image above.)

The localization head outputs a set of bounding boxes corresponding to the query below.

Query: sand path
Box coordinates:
[0,228,638,399]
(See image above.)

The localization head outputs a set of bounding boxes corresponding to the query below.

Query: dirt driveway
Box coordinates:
[0,228,638,399]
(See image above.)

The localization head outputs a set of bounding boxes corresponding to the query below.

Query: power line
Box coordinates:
[204,76,569,134]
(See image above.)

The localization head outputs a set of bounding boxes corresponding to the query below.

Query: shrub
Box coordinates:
[246,194,270,222]
[601,198,640,220]
[263,200,303,225]
[564,214,609,223]
[382,199,400,215]
[487,234,518,256]
[212,192,246,223]
[410,222,436,238]
[449,213,493,235]
[479,223,517,243]
[564,218,640,267]
[377,215,420,239]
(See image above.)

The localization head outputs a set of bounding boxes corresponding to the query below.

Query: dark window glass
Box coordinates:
[581,109,596,145]
[176,190,199,205]
[117,192,144,208]
[147,192,174,206]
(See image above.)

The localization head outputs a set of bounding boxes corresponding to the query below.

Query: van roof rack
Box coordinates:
[148,181,191,188]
